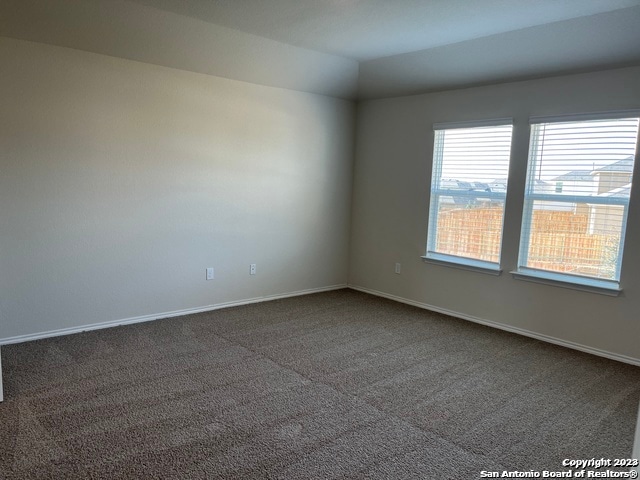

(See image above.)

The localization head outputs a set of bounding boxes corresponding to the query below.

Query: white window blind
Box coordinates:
[427,121,513,268]
[518,115,639,284]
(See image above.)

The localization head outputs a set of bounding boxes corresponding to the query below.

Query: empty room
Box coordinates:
[1,0,640,478]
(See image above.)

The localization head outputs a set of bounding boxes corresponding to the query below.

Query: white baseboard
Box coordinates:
[3,281,638,366]
[348,284,640,367]
[0,284,347,346]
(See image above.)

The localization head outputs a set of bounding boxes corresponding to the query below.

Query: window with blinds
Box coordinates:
[518,114,639,287]
[426,120,513,270]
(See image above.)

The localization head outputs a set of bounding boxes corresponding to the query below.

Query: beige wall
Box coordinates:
[0,37,355,341]
[349,66,640,362]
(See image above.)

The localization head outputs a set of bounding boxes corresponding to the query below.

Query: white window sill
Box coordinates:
[422,253,502,276]
[511,268,621,297]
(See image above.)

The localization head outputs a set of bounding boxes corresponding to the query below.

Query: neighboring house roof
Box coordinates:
[491,178,549,187]
[439,178,494,205]
[594,183,632,199]
[553,170,593,182]
[592,156,634,174]
[441,179,490,191]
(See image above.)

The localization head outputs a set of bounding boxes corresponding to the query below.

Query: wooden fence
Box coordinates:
[436,208,618,277]
[436,207,503,262]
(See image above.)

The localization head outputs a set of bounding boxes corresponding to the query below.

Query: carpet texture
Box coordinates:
[1,289,639,479]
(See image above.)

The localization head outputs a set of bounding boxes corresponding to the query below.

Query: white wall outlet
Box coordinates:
[395,262,401,274]
[250,264,256,275]
[206,267,214,280]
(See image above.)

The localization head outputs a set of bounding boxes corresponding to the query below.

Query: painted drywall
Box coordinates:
[349,66,640,361]
[0,0,359,99]
[0,37,355,341]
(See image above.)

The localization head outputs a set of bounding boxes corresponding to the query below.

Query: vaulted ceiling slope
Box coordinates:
[126,0,640,62]
[0,0,360,98]
[2,0,640,99]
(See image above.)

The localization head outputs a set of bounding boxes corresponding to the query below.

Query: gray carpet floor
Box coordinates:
[1,289,639,479]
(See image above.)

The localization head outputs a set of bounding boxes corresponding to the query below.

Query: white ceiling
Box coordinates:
[1,0,640,99]
[126,0,640,61]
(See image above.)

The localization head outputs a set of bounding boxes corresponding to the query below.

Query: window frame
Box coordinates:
[514,111,640,294]
[424,118,514,274]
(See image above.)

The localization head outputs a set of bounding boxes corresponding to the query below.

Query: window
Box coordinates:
[517,113,639,291]
[425,119,513,272]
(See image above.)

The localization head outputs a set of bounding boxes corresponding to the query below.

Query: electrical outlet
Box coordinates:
[395,263,401,274]
[250,264,256,275]
[206,267,214,280]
